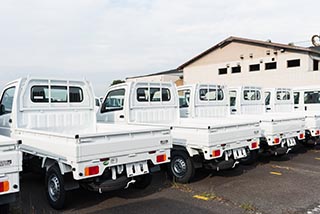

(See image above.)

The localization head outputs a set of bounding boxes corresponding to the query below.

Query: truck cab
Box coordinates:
[98,82,261,183]
[229,86,305,156]
[293,86,320,144]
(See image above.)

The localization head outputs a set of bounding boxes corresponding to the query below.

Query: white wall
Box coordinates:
[183,42,320,87]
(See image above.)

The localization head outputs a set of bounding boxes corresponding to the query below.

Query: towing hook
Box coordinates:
[232,161,239,168]
[125,179,136,189]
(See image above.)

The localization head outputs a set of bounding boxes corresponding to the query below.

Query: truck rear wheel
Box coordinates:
[45,165,66,210]
[0,204,9,214]
[169,151,195,183]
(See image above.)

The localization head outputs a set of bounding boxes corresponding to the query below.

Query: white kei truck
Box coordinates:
[97,82,261,183]
[0,77,172,210]
[293,86,320,144]
[0,136,22,214]
[230,86,305,156]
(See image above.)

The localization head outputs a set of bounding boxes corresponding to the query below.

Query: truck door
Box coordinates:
[0,86,16,136]
[293,91,300,111]
[99,88,126,123]
[229,90,237,114]
[178,89,191,118]
[265,91,271,112]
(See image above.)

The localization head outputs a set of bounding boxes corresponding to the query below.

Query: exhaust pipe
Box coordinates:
[125,179,136,189]
[232,161,239,168]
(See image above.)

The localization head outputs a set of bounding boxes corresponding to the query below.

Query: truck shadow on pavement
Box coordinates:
[85,198,213,214]
[16,171,173,213]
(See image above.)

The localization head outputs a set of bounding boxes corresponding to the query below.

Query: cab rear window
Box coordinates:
[136,87,171,102]
[199,88,224,101]
[31,86,83,103]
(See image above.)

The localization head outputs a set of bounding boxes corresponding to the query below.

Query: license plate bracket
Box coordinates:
[232,148,247,159]
[286,137,296,147]
[126,161,149,177]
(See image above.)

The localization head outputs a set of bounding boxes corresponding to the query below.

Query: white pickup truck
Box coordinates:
[97,82,261,183]
[0,136,22,214]
[230,86,305,156]
[293,86,320,144]
[0,77,171,209]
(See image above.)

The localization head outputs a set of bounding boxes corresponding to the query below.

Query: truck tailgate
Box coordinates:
[77,123,171,162]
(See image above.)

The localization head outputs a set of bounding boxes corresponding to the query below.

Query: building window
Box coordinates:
[265,62,277,70]
[249,64,260,72]
[314,60,319,71]
[287,59,300,68]
[231,66,241,73]
[218,68,227,75]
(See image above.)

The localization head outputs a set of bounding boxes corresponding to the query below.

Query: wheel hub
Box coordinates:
[48,175,61,202]
[172,158,187,177]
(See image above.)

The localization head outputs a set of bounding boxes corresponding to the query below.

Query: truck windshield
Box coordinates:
[178,89,190,108]
[101,89,125,112]
[0,87,15,114]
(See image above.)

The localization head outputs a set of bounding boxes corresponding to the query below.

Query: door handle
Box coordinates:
[8,119,12,123]
[119,115,124,119]
[294,106,298,109]
[266,107,271,110]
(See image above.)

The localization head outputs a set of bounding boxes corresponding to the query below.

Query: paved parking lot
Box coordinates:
[12,143,320,214]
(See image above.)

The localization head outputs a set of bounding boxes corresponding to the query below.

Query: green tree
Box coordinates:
[110,80,125,86]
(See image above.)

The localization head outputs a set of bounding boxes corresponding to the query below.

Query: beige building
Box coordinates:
[126,69,183,86]
[178,37,320,87]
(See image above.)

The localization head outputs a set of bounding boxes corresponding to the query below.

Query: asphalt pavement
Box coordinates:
[11,143,320,214]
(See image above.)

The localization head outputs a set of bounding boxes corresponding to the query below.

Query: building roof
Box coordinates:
[126,69,182,80]
[178,36,320,69]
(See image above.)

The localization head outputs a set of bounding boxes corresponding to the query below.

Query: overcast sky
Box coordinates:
[0,0,319,95]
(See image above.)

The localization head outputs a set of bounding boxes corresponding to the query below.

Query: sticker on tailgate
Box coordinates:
[0,160,12,167]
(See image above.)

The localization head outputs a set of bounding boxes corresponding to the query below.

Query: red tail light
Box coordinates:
[0,181,9,193]
[273,138,280,144]
[85,166,99,176]
[299,133,305,139]
[251,142,259,149]
[212,150,221,157]
[316,130,320,136]
[156,154,167,163]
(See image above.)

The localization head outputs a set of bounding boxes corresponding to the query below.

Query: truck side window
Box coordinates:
[265,92,271,105]
[294,92,300,104]
[101,89,125,113]
[0,87,16,114]
[178,89,190,108]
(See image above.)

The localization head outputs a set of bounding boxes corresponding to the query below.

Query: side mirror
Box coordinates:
[0,104,5,115]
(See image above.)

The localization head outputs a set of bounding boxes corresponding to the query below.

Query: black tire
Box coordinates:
[169,150,195,184]
[132,174,152,189]
[240,149,258,165]
[45,165,66,210]
[0,204,9,214]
